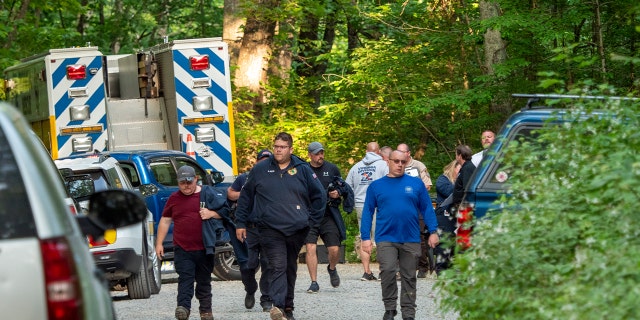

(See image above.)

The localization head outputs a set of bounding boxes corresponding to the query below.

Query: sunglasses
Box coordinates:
[389,159,408,165]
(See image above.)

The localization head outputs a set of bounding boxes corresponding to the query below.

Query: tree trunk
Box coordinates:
[234,0,280,112]
[3,0,31,49]
[269,19,294,81]
[593,0,606,81]
[223,0,244,66]
[479,1,506,75]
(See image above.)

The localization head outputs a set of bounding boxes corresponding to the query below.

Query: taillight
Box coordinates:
[189,55,209,70]
[456,202,474,250]
[40,238,82,320]
[66,65,86,80]
[88,229,116,247]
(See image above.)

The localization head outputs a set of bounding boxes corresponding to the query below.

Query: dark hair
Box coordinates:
[456,144,472,161]
[274,132,293,147]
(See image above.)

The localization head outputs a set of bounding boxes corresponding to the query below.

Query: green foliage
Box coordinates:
[437,85,640,319]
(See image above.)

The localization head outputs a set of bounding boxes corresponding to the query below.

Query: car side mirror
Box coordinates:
[76,190,148,238]
[207,171,224,185]
[65,174,95,200]
[138,183,159,197]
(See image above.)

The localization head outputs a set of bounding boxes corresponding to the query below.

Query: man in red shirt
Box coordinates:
[156,166,225,320]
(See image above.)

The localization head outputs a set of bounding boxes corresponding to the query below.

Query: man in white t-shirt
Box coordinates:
[471,130,496,167]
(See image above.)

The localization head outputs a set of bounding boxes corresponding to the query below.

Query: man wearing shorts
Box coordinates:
[304,142,349,293]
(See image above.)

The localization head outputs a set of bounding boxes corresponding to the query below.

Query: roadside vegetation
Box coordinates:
[438,84,640,319]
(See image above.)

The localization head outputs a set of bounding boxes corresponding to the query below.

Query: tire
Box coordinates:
[212,247,242,281]
[147,237,162,294]
[127,240,152,299]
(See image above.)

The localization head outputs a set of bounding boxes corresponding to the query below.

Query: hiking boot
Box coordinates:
[261,301,273,312]
[175,306,190,320]
[307,281,319,293]
[417,270,427,278]
[200,311,214,320]
[244,292,255,309]
[327,265,340,287]
[285,308,296,320]
[383,309,397,320]
[270,306,287,320]
[360,272,377,281]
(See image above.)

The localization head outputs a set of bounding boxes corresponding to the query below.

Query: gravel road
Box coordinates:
[112,263,458,320]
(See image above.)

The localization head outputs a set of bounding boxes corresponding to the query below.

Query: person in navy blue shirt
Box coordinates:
[227,149,274,311]
[235,132,326,320]
[361,150,439,320]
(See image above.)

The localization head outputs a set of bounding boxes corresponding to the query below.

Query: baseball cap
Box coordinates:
[257,149,273,160]
[307,141,324,154]
[176,165,196,182]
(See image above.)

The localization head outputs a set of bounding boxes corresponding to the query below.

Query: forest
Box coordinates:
[1,0,638,175]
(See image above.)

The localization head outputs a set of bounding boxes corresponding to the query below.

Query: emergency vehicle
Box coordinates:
[3,38,237,177]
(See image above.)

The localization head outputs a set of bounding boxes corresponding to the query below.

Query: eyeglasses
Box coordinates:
[273,145,291,150]
[389,159,408,165]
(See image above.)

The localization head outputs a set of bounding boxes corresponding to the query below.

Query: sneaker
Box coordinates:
[175,306,190,320]
[270,306,287,320]
[383,309,397,320]
[200,311,214,320]
[417,270,427,278]
[360,272,377,281]
[245,292,255,309]
[261,301,273,312]
[327,265,340,287]
[285,308,296,320]
[307,281,319,293]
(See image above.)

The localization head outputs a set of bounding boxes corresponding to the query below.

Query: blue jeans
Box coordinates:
[173,246,214,313]
[259,226,308,310]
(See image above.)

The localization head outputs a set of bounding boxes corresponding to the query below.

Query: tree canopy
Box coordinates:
[1,0,639,174]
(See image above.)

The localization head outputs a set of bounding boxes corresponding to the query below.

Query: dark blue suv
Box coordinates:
[457,94,610,247]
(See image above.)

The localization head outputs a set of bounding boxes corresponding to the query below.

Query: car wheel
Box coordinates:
[127,239,152,299]
[147,236,162,294]
[212,248,242,281]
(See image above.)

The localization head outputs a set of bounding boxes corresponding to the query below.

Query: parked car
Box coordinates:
[55,156,162,299]
[101,150,241,281]
[457,94,626,247]
[0,102,147,320]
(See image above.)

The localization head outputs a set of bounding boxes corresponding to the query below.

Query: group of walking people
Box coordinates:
[155,130,495,320]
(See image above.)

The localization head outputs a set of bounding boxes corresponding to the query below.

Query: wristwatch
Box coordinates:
[429,230,438,235]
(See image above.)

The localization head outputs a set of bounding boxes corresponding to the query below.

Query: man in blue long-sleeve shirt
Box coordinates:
[235,132,326,320]
[361,150,439,320]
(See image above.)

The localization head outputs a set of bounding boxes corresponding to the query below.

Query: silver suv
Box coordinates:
[55,156,162,299]
[0,102,148,319]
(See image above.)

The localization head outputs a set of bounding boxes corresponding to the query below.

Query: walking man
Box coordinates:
[156,165,230,320]
[227,149,274,311]
[361,150,439,320]
[235,132,326,320]
[304,141,351,293]
[396,143,434,278]
[346,141,388,281]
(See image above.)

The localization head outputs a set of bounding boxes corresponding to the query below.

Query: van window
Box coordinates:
[0,127,36,239]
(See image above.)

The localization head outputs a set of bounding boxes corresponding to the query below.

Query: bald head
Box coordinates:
[366,142,380,153]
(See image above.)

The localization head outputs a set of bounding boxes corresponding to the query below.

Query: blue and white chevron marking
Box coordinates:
[49,55,107,157]
[172,47,234,176]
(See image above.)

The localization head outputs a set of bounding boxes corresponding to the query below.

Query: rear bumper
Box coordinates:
[93,248,142,279]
